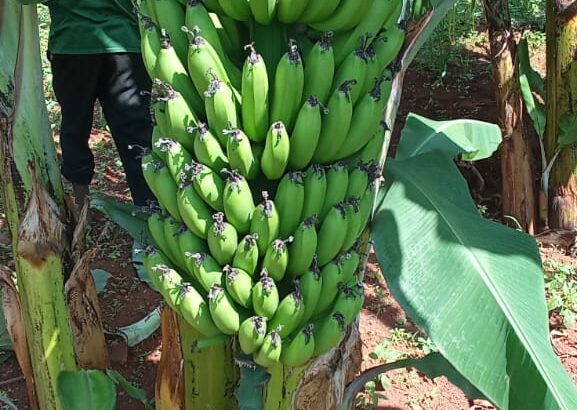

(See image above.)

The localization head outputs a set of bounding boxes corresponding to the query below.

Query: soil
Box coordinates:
[1,34,577,410]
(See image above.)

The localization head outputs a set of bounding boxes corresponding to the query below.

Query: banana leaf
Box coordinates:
[395,113,502,160]
[57,370,116,410]
[371,115,577,408]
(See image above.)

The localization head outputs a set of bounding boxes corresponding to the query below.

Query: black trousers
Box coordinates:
[50,52,153,206]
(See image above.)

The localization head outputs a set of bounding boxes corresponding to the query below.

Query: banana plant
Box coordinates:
[517,38,577,227]
[0,2,108,409]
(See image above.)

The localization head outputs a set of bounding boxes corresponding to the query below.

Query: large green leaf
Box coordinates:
[372,152,577,409]
[518,39,546,139]
[395,113,502,161]
[57,370,116,410]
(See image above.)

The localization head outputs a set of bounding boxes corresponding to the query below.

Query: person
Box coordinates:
[16,0,154,209]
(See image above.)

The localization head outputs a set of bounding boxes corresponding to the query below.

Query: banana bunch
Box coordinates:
[137,0,405,369]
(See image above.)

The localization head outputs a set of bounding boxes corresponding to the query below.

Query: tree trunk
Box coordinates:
[546,0,577,229]
[482,0,537,234]
[155,308,361,410]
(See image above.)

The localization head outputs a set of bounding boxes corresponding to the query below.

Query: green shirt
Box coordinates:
[18,0,141,54]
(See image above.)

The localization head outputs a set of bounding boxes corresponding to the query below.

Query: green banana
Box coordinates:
[346,162,370,199]
[183,26,235,99]
[147,160,183,222]
[188,252,224,292]
[176,179,213,238]
[154,80,198,153]
[252,269,280,319]
[139,0,158,23]
[333,46,368,106]
[313,255,346,315]
[139,16,161,78]
[203,0,226,13]
[268,285,304,338]
[254,329,282,368]
[204,73,239,146]
[339,250,361,283]
[299,259,322,325]
[185,0,242,88]
[185,160,225,211]
[333,0,399,65]
[163,216,189,270]
[217,0,252,21]
[303,32,335,105]
[317,204,348,266]
[313,312,346,356]
[207,212,239,266]
[153,0,189,63]
[333,281,364,325]
[151,97,169,144]
[223,265,253,308]
[249,0,277,24]
[155,32,205,118]
[335,76,393,160]
[157,139,192,182]
[270,40,304,132]
[374,24,407,70]
[262,238,293,282]
[360,44,380,98]
[141,152,159,194]
[277,0,310,24]
[143,247,173,291]
[320,163,349,220]
[153,264,184,310]
[299,0,340,24]
[301,165,327,222]
[177,228,209,276]
[356,183,377,238]
[189,122,230,173]
[147,210,177,263]
[286,217,317,278]
[341,197,362,251]
[261,121,290,180]
[357,121,388,164]
[281,324,315,367]
[288,97,323,170]
[384,0,403,29]
[151,132,166,167]
[208,285,241,335]
[309,0,372,33]
[250,191,280,254]
[179,283,223,336]
[313,80,355,164]
[222,169,256,234]
[232,234,259,277]
[274,171,305,238]
[241,45,269,142]
[238,316,267,354]
[224,126,258,179]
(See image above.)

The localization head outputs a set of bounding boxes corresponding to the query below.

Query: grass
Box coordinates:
[412,0,546,81]
[543,260,577,328]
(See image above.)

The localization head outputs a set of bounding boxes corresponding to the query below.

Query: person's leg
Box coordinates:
[50,53,101,206]
[97,53,154,206]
